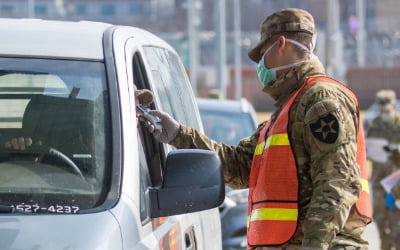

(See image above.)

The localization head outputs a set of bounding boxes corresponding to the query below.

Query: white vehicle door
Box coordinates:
[140,46,222,250]
[121,36,203,249]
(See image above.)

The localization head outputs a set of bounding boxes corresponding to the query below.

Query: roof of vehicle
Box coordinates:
[197,97,259,126]
[0,18,173,60]
[197,97,256,114]
[0,18,111,60]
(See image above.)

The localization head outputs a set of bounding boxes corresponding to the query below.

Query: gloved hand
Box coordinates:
[385,193,396,210]
[145,110,180,143]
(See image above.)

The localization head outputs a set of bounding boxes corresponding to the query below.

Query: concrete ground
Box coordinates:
[362,221,381,250]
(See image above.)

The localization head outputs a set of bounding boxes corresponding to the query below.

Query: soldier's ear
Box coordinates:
[275,36,288,55]
[277,36,286,49]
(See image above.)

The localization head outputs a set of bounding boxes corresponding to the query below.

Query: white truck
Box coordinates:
[0,19,224,250]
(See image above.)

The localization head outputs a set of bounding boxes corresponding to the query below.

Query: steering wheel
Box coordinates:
[1,144,85,180]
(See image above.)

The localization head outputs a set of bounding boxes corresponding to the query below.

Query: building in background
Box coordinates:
[0,0,394,66]
[1,0,399,110]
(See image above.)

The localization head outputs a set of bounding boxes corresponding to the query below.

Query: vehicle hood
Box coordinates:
[0,211,122,250]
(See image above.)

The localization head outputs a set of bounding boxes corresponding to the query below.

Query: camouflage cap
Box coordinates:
[376,89,397,109]
[136,89,154,106]
[248,8,315,63]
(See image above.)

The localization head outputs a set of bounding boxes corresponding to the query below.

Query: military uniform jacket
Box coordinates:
[366,112,400,183]
[169,59,370,249]
[366,112,400,199]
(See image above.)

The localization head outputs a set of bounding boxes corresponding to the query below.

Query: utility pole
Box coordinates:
[356,0,366,67]
[326,0,346,83]
[54,0,67,19]
[233,0,242,100]
[28,0,35,18]
[150,0,158,21]
[214,0,226,99]
[188,0,199,95]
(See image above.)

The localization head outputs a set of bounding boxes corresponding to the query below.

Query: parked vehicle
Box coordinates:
[0,18,225,250]
[197,98,258,146]
[197,97,259,250]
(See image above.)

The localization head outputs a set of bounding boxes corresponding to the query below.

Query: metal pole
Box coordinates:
[356,0,366,67]
[150,0,157,21]
[28,0,34,18]
[54,0,67,19]
[326,0,345,82]
[188,0,198,95]
[233,0,242,100]
[214,0,226,99]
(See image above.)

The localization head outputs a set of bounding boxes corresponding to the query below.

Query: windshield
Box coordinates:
[0,58,111,214]
[199,110,256,146]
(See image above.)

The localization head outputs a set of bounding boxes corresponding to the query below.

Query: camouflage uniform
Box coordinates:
[365,90,400,250]
[165,8,369,249]
[392,176,400,199]
[170,58,368,249]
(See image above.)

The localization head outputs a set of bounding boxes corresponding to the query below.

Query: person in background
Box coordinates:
[144,8,372,249]
[365,89,400,250]
[211,122,238,145]
[207,88,222,99]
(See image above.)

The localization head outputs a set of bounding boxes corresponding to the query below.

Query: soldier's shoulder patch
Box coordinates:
[309,113,339,143]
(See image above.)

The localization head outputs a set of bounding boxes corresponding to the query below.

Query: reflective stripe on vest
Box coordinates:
[254,133,290,155]
[247,76,372,248]
[251,207,298,221]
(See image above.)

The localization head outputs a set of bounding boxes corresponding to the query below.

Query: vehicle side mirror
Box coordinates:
[149,149,225,218]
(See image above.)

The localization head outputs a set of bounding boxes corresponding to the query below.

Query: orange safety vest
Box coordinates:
[247,76,372,248]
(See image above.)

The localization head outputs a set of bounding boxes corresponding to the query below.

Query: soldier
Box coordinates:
[145,8,372,249]
[365,89,400,250]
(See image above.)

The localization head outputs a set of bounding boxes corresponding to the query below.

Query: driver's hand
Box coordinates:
[4,137,36,150]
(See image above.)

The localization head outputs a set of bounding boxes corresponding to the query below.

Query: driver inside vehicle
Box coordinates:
[4,88,154,152]
[135,88,154,121]
[4,136,35,151]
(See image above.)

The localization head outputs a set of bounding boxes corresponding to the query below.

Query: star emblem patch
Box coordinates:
[309,114,339,143]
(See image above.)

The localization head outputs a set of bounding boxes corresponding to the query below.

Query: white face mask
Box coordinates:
[257,37,317,87]
[380,112,394,122]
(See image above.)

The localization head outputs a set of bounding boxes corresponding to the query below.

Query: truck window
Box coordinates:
[131,52,165,223]
[0,58,112,213]
[138,132,152,223]
[132,53,164,186]
[142,47,201,130]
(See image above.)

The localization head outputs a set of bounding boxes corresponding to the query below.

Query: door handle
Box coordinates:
[184,226,197,250]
